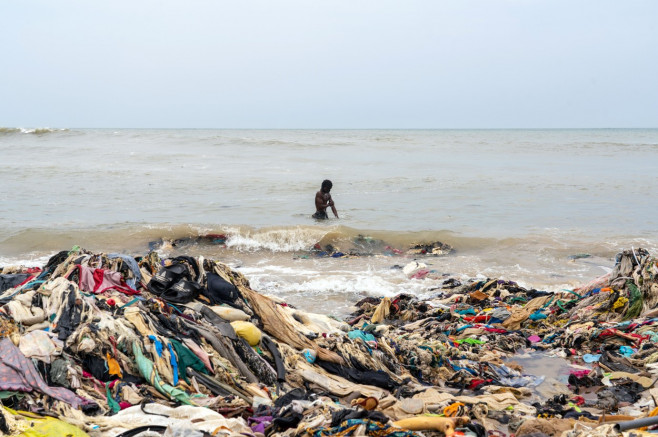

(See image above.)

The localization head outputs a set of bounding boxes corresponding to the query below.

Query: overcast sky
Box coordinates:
[2,1,657,129]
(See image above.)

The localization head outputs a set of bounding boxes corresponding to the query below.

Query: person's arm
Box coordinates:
[327,195,339,218]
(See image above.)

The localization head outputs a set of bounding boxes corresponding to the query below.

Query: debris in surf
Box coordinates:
[148,234,228,251]
[568,253,592,260]
[406,241,455,256]
[305,238,455,259]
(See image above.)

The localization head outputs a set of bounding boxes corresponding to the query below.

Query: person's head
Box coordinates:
[321,179,333,193]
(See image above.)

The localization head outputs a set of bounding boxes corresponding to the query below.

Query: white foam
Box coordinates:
[0,253,53,268]
[252,273,400,298]
[224,227,327,252]
[237,265,320,276]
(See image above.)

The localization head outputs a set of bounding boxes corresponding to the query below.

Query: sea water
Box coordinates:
[1,128,657,315]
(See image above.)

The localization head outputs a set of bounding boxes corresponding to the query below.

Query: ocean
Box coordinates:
[1,127,657,316]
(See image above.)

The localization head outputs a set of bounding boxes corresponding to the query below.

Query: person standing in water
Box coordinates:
[313,179,338,219]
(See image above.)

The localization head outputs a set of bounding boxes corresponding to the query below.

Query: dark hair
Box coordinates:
[321,179,333,192]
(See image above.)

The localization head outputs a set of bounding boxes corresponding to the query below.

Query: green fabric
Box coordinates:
[131,342,194,405]
[624,281,643,321]
[120,297,140,308]
[169,339,209,384]
[456,338,486,345]
[541,296,554,309]
[0,391,25,400]
[105,382,121,413]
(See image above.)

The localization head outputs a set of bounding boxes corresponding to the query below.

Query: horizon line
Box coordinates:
[4,126,658,131]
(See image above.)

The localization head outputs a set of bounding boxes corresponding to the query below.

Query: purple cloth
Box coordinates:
[0,338,94,409]
[248,415,273,433]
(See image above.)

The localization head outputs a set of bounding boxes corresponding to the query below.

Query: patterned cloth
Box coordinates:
[0,338,94,409]
[0,316,17,338]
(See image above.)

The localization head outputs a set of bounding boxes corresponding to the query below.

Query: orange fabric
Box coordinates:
[106,352,123,378]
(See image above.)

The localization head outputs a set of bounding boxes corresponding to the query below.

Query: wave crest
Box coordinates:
[0,127,69,135]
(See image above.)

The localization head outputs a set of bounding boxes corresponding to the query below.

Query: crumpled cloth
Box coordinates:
[18,330,63,363]
[73,264,139,295]
[0,338,95,409]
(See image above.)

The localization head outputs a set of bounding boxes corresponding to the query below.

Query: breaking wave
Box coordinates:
[1,221,652,264]
[0,127,69,135]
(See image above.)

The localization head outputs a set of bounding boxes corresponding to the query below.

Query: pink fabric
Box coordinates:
[183,338,214,373]
[410,269,431,279]
[73,265,139,295]
[78,265,96,292]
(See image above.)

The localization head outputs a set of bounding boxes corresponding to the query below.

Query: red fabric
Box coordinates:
[598,328,649,346]
[481,327,507,333]
[463,315,490,323]
[468,378,492,390]
[91,268,139,295]
[572,396,586,406]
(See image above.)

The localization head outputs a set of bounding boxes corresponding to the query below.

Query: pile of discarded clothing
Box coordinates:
[1,247,658,436]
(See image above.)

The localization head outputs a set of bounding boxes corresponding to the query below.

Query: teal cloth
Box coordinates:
[456,308,476,316]
[169,338,209,384]
[619,346,635,357]
[132,342,193,405]
[529,311,547,321]
[347,330,376,343]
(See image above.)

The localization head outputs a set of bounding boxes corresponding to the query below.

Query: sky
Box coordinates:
[1,1,657,129]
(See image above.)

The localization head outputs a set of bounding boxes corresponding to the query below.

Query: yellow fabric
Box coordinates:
[18,416,90,437]
[613,296,629,310]
[230,321,262,346]
[371,297,391,324]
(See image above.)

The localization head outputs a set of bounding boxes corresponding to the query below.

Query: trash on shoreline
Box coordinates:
[0,246,657,436]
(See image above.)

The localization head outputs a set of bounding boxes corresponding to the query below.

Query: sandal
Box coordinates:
[161,279,203,304]
[147,263,189,295]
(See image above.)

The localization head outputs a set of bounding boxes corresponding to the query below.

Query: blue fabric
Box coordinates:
[148,335,163,357]
[529,311,547,321]
[167,342,179,386]
[583,354,601,363]
[456,308,476,315]
[620,346,635,357]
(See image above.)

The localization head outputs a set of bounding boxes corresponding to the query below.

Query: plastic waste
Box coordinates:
[302,348,317,363]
